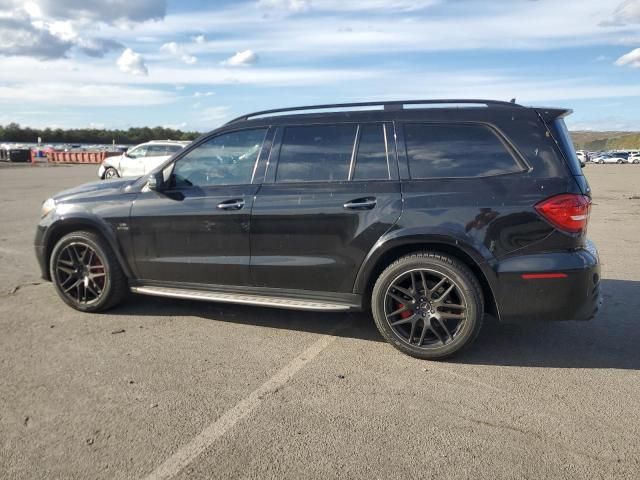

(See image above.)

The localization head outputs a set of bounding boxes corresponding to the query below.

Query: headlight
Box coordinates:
[41,198,56,218]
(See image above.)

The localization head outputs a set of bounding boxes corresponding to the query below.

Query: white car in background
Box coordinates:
[98,140,190,179]
[628,153,640,164]
[592,154,628,164]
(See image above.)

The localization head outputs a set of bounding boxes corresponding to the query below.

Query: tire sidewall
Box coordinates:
[104,168,119,179]
[49,233,114,312]
[372,255,482,359]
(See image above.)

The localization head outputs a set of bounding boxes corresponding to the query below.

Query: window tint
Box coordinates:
[276,124,357,183]
[404,123,522,178]
[172,129,267,187]
[167,145,183,153]
[353,124,390,180]
[146,145,168,157]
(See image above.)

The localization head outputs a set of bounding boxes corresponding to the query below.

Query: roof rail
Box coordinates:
[225,99,523,125]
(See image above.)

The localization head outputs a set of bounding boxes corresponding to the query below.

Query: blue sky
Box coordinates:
[1,0,640,131]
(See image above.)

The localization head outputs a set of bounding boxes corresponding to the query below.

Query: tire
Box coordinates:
[371,252,484,360]
[49,231,127,312]
[617,160,623,164]
[634,160,639,164]
[599,160,605,164]
[103,167,119,179]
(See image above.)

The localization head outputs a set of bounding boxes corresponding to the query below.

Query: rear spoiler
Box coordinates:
[533,107,573,123]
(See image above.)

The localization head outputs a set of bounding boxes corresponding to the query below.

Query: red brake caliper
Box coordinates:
[397,302,413,319]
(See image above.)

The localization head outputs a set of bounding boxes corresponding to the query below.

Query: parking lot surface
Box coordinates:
[1,163,639,479]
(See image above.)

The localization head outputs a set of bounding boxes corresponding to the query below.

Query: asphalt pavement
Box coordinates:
[0,162,639,479]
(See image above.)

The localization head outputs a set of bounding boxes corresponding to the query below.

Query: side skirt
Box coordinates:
[130,283,362,312]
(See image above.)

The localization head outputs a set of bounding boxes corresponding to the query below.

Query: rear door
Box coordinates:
[142,144,171,174]
[250,122,402,293]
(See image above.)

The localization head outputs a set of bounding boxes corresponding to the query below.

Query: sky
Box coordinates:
[0,0,640,132]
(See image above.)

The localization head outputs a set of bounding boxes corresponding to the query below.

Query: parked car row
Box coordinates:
[577,150,640,165]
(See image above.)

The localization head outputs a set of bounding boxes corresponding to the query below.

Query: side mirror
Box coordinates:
[147,171,165,191]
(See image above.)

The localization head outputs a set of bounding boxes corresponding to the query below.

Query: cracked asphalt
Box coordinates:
[0,162,639,479]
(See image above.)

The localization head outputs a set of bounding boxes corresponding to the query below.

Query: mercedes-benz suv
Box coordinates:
[34,99,601,359]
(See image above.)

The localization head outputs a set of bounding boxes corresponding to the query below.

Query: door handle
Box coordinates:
[217,198,245,211]
[343,197,377,210]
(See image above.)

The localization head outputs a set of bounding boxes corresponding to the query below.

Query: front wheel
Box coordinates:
[49,231,127,312]
[371,252,484,360]
[103,167,119,179]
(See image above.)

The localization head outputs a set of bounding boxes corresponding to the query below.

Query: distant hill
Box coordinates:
[571,131,640,151]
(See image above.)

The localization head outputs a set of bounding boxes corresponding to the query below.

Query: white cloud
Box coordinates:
[194,91,215,97]
[200,106,231,124]
[160,41,197,64]
[0,1,136,59]
[9,0,167,25]
[609,0,640,25]
[193,34,206,44]
[222,49,259,67]
[615,47,640,67]
[257,0,311,12]
[117,48,148,76]
[0,83,173,106]
[0,12,72,59]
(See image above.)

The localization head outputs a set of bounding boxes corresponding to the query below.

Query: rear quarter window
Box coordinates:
[404,123,524,179]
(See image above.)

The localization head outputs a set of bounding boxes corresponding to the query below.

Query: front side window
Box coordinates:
[171,129,267,188]
[404,123,523,178]
[127,145,147,159]
[276,124,357,183]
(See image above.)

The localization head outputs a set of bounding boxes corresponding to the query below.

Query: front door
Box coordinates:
[130,128,269,286]
[250,122,402,293]
[121,145,147,177]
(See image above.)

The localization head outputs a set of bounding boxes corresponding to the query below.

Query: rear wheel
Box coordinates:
[49,231,127,312]
[371,252,484,359]
[617,160,623,164]
[103,167,119,179]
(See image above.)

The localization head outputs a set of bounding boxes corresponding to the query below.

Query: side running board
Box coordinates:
[130,285,355,311]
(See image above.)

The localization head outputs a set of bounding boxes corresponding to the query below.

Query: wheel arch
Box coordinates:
[43,217,133,281]
[354,236,500,320]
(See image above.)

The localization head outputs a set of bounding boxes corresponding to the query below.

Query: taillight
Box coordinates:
[535,193,591,234]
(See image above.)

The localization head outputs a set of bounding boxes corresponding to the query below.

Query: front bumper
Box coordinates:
[495,240,601,323]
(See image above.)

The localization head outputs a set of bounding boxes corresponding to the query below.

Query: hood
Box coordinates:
[54,178,138,203]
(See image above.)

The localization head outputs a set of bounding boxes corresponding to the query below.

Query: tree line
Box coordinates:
[0,123,202,145]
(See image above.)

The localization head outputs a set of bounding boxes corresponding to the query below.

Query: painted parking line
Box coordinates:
[143,327,343,480]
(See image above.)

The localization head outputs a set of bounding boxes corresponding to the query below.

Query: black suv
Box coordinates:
[35,99,601,359]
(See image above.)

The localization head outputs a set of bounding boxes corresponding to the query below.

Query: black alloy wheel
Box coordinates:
[385,268,467,348]
[54,242,106,305]
[371,252,484,359]
[50,231,127,312]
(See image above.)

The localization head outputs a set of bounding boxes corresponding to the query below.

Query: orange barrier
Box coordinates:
[47,151,121,164]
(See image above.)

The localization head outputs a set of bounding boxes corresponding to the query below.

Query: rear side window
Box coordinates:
[167,145,183,153]
[353,124,390,181]
[550,118,583,176]
[145,145,168,157]
[404,123,523,178]
[276,124,357,183]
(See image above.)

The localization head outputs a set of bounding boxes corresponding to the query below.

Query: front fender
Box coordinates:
[37,207,134,280]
